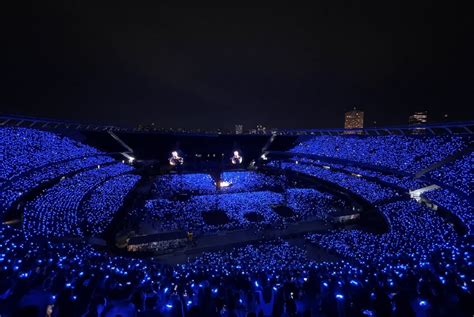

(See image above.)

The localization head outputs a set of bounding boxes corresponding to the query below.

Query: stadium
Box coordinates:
[0,115,472,316]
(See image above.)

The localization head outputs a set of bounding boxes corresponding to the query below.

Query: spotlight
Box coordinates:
[216,180,232,188]
[122,153,135,164]
[231,150,243,164]
[169,151,184,166]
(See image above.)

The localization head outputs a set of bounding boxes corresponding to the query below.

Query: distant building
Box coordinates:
[249,125,266,134]
[137,122,158,131]
[235,124,243,135]
[409,111,428,134]
[256,124,266,134]
[408,111,428,125]
[344,108,364,130]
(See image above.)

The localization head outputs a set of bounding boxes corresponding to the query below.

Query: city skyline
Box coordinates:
[0,107,461,133]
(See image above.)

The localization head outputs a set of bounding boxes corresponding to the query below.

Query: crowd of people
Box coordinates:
[0,224,472,316]
[0,127,101,182]
[151,171,285,198]
[81,174,141,236]
[269,160,400,203]
[290,135,469,174]
[0,126,472,316]
[0,156,115,215]
[152,173,216,197]
[219,171,285,193]
[424,189,473,235]
[144,186,337,233]
[306,200,457,263]
[295,159,428,191]
[23,163,136,238]
[426,152,473,196]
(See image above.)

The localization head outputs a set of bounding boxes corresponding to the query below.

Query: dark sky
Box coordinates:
[1,2,472,129]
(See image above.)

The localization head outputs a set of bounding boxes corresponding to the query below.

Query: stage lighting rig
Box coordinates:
[169,151,184,166]
[231,151,243,165]
[216,180,232,188]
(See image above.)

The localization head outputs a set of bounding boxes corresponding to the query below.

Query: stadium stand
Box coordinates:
[0,125,472,316]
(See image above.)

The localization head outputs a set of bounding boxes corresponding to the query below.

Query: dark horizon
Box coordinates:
[1,2,472,129]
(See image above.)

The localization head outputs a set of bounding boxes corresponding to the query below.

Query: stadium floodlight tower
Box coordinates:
[169,150,184,166]
[231,150,243,165]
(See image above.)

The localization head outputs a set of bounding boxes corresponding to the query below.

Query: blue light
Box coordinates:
[362,309,375,316]
[0,127,471,317]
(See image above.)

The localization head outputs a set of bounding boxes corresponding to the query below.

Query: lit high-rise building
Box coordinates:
[235,124,243,134]
[344,108,364,130]
[408,111,428,125]
[256,124,266,134]
[409,111,428,134]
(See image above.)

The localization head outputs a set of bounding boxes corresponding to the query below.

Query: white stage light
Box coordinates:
[169,151,184,166]
[218,181,231,188]
[231,150,243,164]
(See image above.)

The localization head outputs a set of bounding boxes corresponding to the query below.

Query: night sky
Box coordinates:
[1,2,472,129]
